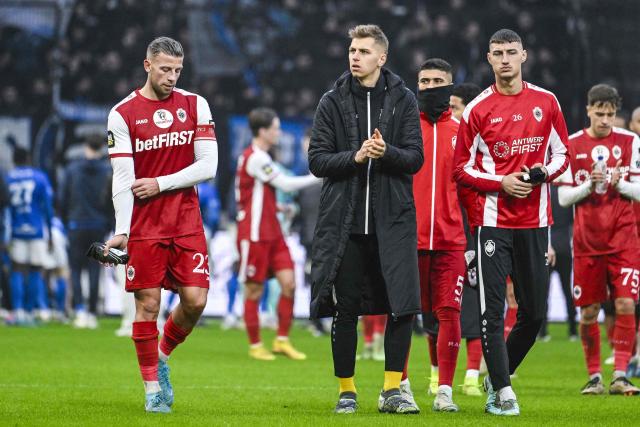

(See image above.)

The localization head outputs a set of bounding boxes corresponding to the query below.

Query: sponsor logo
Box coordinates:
[484,240,495,257]
[510,136,544,155]
[591,144,610,162]
[135,130,195,153]
[262,164,275,176]
[493,141,509,158]
[573,285,582,300]
[107,130,115,148]
[544,252,549,266]
[127,265,135,281]
[613,145,622,160]
[490,117,503,124]
[533,106,543,122]
[135,118,148,125]
[574,169,590,185]
[247,265,256,278]
[451,135,457,149]
[153,109,174,129]
[177,108,187,123]
[576,153,587,159]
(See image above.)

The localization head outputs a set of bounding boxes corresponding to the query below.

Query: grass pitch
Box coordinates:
[0,319,636,426]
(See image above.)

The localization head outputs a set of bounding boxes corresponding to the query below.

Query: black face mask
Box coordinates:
[417,84,453,122]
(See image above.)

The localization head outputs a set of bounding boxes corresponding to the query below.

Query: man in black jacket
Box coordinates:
[59,134,113,328]
[308,24,423,415]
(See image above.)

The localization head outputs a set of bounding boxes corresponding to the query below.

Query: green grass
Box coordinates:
[0,319,635,426]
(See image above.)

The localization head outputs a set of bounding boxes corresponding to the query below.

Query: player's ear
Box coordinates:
[521,49,527,64]
[378,51,387,67]
[143,58,151,73]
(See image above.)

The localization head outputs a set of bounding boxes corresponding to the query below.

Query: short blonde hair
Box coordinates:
[348,24,388,52]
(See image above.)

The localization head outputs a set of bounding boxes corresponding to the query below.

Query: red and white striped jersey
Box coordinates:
[107,88,215,240]
[235,145,283,242]
[453,82,570,228]
[555,127,640,255]
[413,110,466,251]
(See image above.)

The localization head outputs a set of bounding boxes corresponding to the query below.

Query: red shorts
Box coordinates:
[573,249,640,307]
[418,250,465,313]
[125,233,210,292]
[237,236,294,283]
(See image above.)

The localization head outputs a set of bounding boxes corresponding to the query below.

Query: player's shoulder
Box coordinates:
[525,82,561,105]
[110,91,138,114]
[173,87,207,104]
[612,126,639,141]
[462,86,495,122]
[569,129,586,141]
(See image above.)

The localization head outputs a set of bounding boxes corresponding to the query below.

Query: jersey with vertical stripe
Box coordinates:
[555,127,640,255]
[413,109,466,250]
[6,166,53,239]
[453,82,570,228]
[106,88,215,241]
[235,145,283,242]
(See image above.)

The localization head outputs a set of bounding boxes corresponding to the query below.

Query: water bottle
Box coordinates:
[594,155,608,194]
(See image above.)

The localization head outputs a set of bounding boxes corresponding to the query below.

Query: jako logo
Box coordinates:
[135,119,148,125]
[490,117,502,124]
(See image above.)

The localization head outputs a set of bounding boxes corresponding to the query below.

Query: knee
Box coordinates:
[279,277,296,297]
[137,297,160,318]
[615,298,635,315]
[183,294,207,316]
[581,304,600,323]
[435,307,460,322]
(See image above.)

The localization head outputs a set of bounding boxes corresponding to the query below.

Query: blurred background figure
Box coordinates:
[59,134,112,329]
[5,147,54,326]
[42,216,70,322]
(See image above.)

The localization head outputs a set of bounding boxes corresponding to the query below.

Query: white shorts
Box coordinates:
[9,238,48,267]
[42,229,69,270]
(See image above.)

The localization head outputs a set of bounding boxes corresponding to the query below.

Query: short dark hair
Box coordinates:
[248,108,278,137]
[489,29,523,47]
[587,84,622,109]
[452,83,482,106]
[348,24,389,53]
[85,134,103,152]
[420,58,452,75]
[147,36,183,58]
[13,147,29,165]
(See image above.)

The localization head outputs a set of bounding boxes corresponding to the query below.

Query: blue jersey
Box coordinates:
[197,181,221,233]
[6,166,53,239]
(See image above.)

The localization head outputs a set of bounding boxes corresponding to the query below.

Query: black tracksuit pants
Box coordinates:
[331,235,413,378]
[539,250,577,337]
[476,226,549,391]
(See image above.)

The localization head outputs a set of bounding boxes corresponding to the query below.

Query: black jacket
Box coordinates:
[59,157,113,232]
[308,68,423,319]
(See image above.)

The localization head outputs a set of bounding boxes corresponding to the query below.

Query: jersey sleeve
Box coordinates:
[195,95,216,142]
[628,133,640,183]
[107,109,133,158]
[452,107,504,192]
[544,98,570,181]
[553,163,574,186]
[246,150,280,183]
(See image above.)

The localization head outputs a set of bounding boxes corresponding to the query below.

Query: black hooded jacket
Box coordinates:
[308,68,423,319]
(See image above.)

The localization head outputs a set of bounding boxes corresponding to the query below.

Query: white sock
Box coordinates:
[144,381,161,394]
[158,348,169,362]
[466,369,479,378]
[400,378,410,386]
[498,386,516,401]
[250,342,263,349]
[590,372,602,381]
[438,385,452,397]
[614,370,626,379]
[276,336,289,341]
[431,365,439,374]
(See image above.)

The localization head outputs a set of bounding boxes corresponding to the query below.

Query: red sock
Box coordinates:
[427,333,438,367]
[436,307,461,386]
[580,323,601,376]
[373,315,386,335]
[276,295,294,337]
[613,314,636,373]
[466,338,482,371]
[132,321,159,382]
[504,306,517,339]
[402,344,411,381]
[606,318,615,348]
[244,299,261,345]
[159,314,191,357]
[363,316,374,344]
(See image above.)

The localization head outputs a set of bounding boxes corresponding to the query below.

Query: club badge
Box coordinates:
[177,108,187,123]
[484,240,495,257]
[533,106,543,122]
[612,145,622,160]
[127,265,135,281]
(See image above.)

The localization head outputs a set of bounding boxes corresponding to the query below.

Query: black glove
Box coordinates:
[86,242,129,265]
[520,167,547,184]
